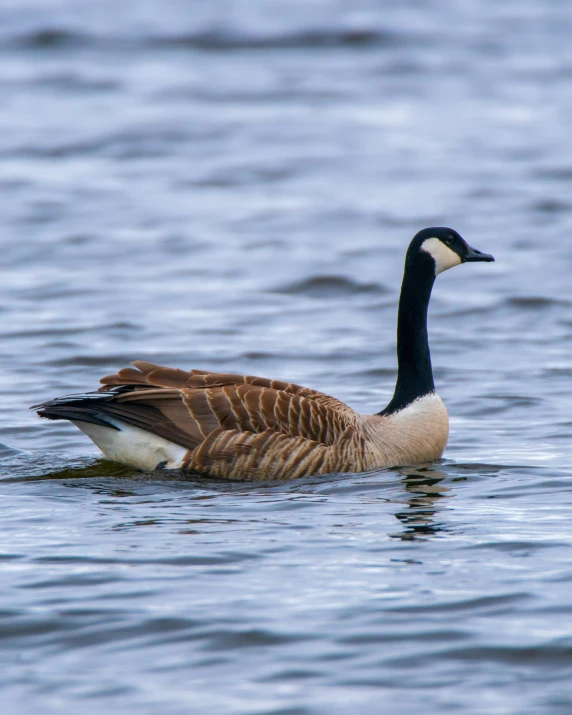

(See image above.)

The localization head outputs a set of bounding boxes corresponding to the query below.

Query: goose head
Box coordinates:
[408,227,494,276]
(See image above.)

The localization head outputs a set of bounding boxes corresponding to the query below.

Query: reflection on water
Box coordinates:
[2,0,572,713]
[393,467,451,541]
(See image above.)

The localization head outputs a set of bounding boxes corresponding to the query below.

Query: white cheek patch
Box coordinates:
[420,237,462,275]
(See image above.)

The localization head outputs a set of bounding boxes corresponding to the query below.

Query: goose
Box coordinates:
[34,227,494,480]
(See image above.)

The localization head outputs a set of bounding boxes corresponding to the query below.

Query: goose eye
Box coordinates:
[444,236,455,245]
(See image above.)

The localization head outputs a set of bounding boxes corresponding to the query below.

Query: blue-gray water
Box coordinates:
[2,1,572,713]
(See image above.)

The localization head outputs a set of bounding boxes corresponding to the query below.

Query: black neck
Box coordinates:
[380,251,436,416]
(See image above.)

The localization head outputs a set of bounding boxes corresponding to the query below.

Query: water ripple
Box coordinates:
[1,1,571,713]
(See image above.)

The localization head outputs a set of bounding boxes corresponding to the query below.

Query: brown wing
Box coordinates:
[100,361,349,411]
[98,361,357,455]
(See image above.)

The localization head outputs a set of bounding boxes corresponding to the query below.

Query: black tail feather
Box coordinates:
[33,387,197,450]
[34,393,121,430]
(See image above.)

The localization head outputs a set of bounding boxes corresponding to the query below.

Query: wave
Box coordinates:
[6,25,404,53]
[272,275,387,298]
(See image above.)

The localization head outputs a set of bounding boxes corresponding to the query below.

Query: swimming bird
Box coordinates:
[34,228,493,480]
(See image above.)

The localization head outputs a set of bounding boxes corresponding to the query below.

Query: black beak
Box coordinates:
[464,244,495,263]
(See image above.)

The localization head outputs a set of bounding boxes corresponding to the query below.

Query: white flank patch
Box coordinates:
[420,237,461,275]
[72,420,187,471]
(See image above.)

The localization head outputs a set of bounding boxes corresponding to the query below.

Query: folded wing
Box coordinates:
[93,361,361,479]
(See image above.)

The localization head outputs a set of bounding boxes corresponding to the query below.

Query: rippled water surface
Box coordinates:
[2,1,572,713]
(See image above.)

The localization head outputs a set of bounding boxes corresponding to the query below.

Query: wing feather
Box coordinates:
[101,362,350,410]
[94,361,359,478]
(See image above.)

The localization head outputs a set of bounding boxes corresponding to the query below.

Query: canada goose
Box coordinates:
[34,227,493,480]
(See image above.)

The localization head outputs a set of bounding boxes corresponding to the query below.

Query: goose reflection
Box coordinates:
[391,465,452,540]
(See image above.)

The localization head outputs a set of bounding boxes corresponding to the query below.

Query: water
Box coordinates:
[1,0,572,712]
